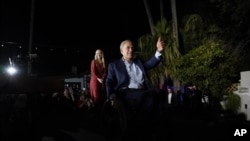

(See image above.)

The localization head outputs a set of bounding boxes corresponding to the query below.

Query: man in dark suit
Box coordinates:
[105,37,165,139]
[105,37,165,134]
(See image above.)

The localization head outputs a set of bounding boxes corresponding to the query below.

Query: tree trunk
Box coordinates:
[171,0,180,92]
[143,0,155,35]
[171,0,179,47]
[160,0,164,19]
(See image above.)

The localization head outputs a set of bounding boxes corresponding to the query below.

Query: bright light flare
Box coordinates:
[6,66,17,75]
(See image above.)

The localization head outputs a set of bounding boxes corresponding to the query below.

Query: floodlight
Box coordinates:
[7,66,17,75]
[6,57,18,75]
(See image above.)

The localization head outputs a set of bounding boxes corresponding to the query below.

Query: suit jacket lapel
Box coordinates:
[118,59,130,84]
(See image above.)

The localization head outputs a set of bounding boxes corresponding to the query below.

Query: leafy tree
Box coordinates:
[176,13,242,97]
[180,14,222,53]
[209,0,250,71]
[139,0,244,97]
[175,39,241,97]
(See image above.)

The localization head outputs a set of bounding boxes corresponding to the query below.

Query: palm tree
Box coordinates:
[137,18,181,88]
[140,0,181,90]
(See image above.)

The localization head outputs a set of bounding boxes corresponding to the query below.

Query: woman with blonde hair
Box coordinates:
[89,49,107,107]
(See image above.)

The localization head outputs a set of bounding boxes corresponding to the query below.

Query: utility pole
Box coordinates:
[28,0,35,75]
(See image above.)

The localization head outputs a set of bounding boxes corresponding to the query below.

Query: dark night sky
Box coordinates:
[0,0,173,75]
[1,0,161,45]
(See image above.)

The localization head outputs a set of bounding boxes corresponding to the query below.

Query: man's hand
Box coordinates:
[156,37,165,53]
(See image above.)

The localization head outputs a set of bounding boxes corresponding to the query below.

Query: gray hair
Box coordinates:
[120,40,133,49]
